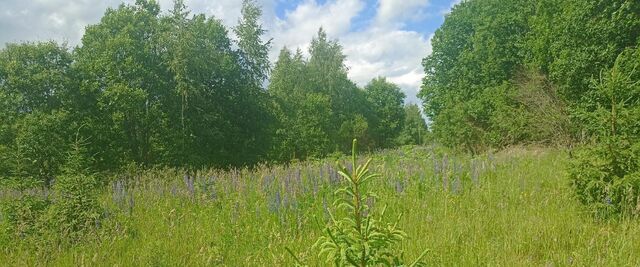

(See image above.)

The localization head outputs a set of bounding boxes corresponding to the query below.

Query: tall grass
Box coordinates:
[1,146,640,266]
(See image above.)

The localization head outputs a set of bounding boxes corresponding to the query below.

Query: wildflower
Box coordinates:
[452,175,461,194]
[471,160,479,186]
[184,174,195,197]
[127,192,135,214]
[322,196,329,221]
[395,180,404,194]
[269,190,282,214]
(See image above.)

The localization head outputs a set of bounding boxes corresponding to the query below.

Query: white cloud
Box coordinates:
[343,29,432,104]
[0,0,268,46]
[263,1,432,104]
[267,0,365,59]
[0,0,127,45]
[375,0,429,26]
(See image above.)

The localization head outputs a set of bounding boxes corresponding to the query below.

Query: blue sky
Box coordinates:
[0,0,462,104]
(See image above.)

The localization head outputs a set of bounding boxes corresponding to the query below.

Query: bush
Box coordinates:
[3,195,51,239]
[44,139,102,241]
[1,138,103,245]
[568,46,640,218]
[569,139,640,218]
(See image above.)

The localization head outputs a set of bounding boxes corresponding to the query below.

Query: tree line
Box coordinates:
[0,0,428,184]
[420,0,640,152]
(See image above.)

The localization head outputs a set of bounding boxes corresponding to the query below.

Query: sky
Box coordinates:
[0,0,461,105]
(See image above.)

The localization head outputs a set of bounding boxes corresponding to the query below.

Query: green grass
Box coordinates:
[2,146,640,266]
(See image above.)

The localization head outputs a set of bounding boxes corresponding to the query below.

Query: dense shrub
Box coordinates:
[569,46,640,218]
[3,195,51,239]
[44,141,102,241]
[1,140,103,244]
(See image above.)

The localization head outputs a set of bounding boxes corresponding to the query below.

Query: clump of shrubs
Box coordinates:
[569,46,640,219]
[2,139,103,246]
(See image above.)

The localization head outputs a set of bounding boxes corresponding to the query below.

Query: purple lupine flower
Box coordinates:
[452,175,461,194]
[322,197,330,221]
[208,176,217,200]
[171,183,177,197]
[329,167,340,184]
[471,160,479,186]
[488,152,496,170]
[113,180,126,206]
[312,175,319,196]
[127,192,135,214]
[269,190,282,214]
[295,168,302,194]
[232,169,240,192]
[284,173,291,197]
[184,174,195,197]
[395,180,404,194]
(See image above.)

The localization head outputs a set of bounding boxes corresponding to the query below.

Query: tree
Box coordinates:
[75,0,166,167]
[419,0,533,150]
[269,48,334,160]
[74,0,273,168]
[234,0,272,86]
[364,77,406,148]
[269,29,376,161]
[307,28,368,151]
[397,104,428,145]
[0,42,76,183]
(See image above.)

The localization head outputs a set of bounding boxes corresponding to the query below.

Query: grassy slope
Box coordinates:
[2,146,640,266]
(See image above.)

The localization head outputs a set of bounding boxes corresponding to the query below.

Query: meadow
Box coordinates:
[2,145,639,266]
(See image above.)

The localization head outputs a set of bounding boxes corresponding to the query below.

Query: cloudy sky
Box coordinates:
[0,0,461,104]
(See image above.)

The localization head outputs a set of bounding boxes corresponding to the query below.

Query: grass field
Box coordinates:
[2,146,640,266]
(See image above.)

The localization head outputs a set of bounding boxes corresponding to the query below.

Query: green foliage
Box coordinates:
[3,195,51,239]
[11,111,72,185]
[44,139,102,241]
[0,1,414,174]
[234,0,272,85]
[269,30,404,161]
[364,77,406,148]
[0,42,75,181]
[397,104,428,146]
[569,47,640,218]
[313,139,427,266]
[269,48,333,160]
[420,0,640,150]
[1,133,104,248]
[70,0,274,168]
